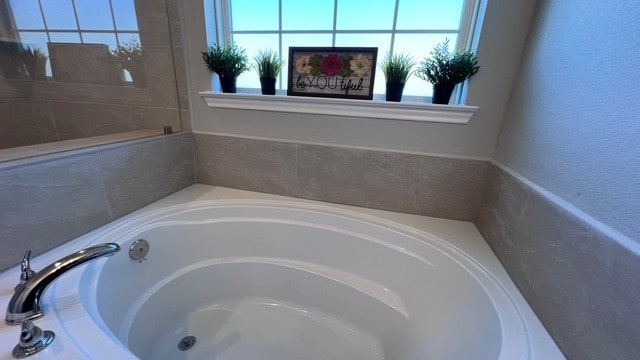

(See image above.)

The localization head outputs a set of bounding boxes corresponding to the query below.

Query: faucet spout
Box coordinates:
[5,243,120,325]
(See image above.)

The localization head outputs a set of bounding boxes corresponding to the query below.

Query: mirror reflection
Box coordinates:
[0,0,185,152]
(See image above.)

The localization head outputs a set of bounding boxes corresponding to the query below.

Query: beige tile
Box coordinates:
[135,0,172,46]
[179,109,191,132]
[172,46,189,110]
[166,0,184,47]
[506,191,640,360]
[195,133,298,196]
[99,133,195,218]
[50,101,137,140]
[474,163,530,263]
[0,100,57,149]
[0,154,112,271]
[296,144,422,213]
[415,156,488,221]
[129,106,181,131]
[135,46,180,108]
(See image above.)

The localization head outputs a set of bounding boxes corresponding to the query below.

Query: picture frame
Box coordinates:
[287,47,378,100]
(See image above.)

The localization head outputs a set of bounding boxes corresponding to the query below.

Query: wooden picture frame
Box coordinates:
[287,47,378,100]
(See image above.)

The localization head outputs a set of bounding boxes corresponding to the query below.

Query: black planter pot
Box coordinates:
[219,75,237,93]
[432,83,456,104]
[260,77,277,95]
[385,82,405,102]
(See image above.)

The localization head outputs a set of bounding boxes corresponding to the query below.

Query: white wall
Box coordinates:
[494,0,640,240]
[181,0,537,158]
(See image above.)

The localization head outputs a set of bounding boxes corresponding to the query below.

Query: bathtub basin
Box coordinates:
[0,185,564,359]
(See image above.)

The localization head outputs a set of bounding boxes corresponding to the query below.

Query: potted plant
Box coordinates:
[253,49,283,95]
[19,46,48,81]
[379,52,415,102]
[415,39,479,104]
[201,43,249,93]
[113,40,145,87]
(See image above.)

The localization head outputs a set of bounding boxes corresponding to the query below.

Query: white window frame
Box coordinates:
[206,0,482,104]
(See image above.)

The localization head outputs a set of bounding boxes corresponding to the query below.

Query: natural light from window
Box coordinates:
[204,0,470,97]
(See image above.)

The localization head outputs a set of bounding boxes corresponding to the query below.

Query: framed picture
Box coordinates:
[287,47,378,100]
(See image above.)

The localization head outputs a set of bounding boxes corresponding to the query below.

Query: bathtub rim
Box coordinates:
[0,184,566,360]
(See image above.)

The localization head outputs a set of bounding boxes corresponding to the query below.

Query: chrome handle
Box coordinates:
[20,251,36,283]
[15,251,36,292]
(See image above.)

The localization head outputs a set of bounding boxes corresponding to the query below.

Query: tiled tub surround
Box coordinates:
[194,133,489,222]
[0,133,195,271]
[475,163,640,360]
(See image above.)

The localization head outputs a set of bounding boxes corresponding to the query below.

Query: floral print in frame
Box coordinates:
[287,47,378,100]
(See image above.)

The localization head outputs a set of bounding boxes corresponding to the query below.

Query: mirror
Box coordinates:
[0,0,186,153]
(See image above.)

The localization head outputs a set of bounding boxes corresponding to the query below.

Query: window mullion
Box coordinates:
[35,0,50,43]
[331,0,338,46]
[278,0,283,89]
[456,0,480,51]
[216,0,232,44]
[69,0,83,42]
[389,0,400,55]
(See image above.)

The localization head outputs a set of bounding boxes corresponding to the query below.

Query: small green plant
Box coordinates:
[253,49,284,79]
[201,43,250,77]
[112,39,143,71]
[415,39,479,85]
[379,52,415,84]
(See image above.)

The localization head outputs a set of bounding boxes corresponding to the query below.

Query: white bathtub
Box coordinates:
[0,185,564,359]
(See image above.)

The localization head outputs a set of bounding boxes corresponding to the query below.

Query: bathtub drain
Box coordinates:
[178,335,196,351]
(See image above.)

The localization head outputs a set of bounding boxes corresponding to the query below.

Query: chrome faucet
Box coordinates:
[6,244,120,358]
[6,243,120,325]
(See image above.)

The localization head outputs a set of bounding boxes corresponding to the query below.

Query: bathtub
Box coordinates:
[0,185,564,359]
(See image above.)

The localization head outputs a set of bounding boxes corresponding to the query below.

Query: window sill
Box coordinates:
[199,91,477,124]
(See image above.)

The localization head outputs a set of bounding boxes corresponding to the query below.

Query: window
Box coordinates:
[204,0,481,100]
[4,0,140,77]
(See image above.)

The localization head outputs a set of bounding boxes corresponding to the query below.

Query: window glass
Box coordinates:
[215,0,472,97]
[17,31,48,49]
[117,33,141,46]
[396,0,464,30]
[40,0,77,30]
[8,0,44,29]
[232,34,279,89]
[336,0,395,30]
[393,33,458,96]
[282,34,332,50]
[82,33,118,51]
[48,32,82,43]
[230,0,278,31]
[75,0,114,30]
[282,0,334,30]
[112,0,139,31]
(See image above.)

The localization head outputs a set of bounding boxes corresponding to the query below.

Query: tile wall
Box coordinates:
[194,133,488,221]
[475,163,640,360]
[0,133,194,271]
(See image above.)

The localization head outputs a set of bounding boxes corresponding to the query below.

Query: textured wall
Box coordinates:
[493,0,640,241]
[0,133,195,271]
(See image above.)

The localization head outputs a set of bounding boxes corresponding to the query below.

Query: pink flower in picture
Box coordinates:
[320,54,342,76]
